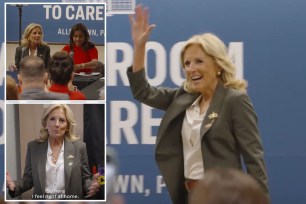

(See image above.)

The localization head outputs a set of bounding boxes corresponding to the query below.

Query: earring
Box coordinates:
[217,71,221,76]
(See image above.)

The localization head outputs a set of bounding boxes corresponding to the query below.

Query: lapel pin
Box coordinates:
[67,154,74,159]
[205,123,212,128]
[208,112,218,120]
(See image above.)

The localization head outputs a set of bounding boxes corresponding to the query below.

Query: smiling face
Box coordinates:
[183,44,220,96]
[28,27,42,46]
[72,30,86,47]
[45,107,68,140]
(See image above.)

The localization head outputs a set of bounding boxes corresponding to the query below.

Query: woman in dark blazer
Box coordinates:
[127,5,269,204]
[6,104,100,199]
[15,23,50,70]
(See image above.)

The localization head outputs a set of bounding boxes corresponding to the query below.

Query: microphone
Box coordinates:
[9,4,29,8]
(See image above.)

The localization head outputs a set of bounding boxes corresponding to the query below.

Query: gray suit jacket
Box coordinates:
[20,88,69,100]
[10,139,92,199]
[127,67,269,204]
[15,44,51,70]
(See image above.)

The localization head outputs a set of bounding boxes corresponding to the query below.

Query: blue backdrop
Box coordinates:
[106,0,306,204]
[6,3,105,45]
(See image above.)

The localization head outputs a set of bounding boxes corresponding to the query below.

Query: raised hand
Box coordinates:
[129,4,156,48]
[129,5,156,71]
[6,171,16,192]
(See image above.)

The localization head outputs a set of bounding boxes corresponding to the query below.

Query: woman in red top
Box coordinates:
[62,23,98,73]
[48,51,86,100]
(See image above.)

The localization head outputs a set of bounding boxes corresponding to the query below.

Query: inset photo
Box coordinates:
[6,104,106,201]
[5,3,106,100]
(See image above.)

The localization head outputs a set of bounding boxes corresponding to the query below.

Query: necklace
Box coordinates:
[51,145,62,164]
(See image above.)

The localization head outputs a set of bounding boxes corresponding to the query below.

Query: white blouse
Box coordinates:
[182,96,206,180]
[45,140,65,198]
[29,48,37,57]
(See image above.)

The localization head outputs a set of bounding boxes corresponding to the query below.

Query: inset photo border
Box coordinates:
[5,2,106,101]
[5,104,106,201]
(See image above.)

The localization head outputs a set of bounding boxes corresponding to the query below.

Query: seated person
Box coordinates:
[18,56,69,100]
[48,51,86,100]
[62,23,99,73]
[15,23,50,71]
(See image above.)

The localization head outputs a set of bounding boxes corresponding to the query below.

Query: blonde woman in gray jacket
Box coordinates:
[127,5,269,204]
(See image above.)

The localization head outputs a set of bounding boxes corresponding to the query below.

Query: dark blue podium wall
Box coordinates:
[106,0,306,204]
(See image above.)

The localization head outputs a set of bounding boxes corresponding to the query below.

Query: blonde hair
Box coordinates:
[37,104,79,142]
[180,33,247,93]
[21,23,47,47]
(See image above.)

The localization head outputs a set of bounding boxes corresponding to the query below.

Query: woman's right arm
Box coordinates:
[7,142,34,198]
[6,171,16,192]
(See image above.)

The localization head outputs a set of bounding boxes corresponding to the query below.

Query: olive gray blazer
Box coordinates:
[9,139,92,200]
[127,67,269,204]
[15,44,51,70]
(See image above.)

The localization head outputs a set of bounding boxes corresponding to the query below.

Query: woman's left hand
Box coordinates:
[74,64,81,72]
[85,173,100,198]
